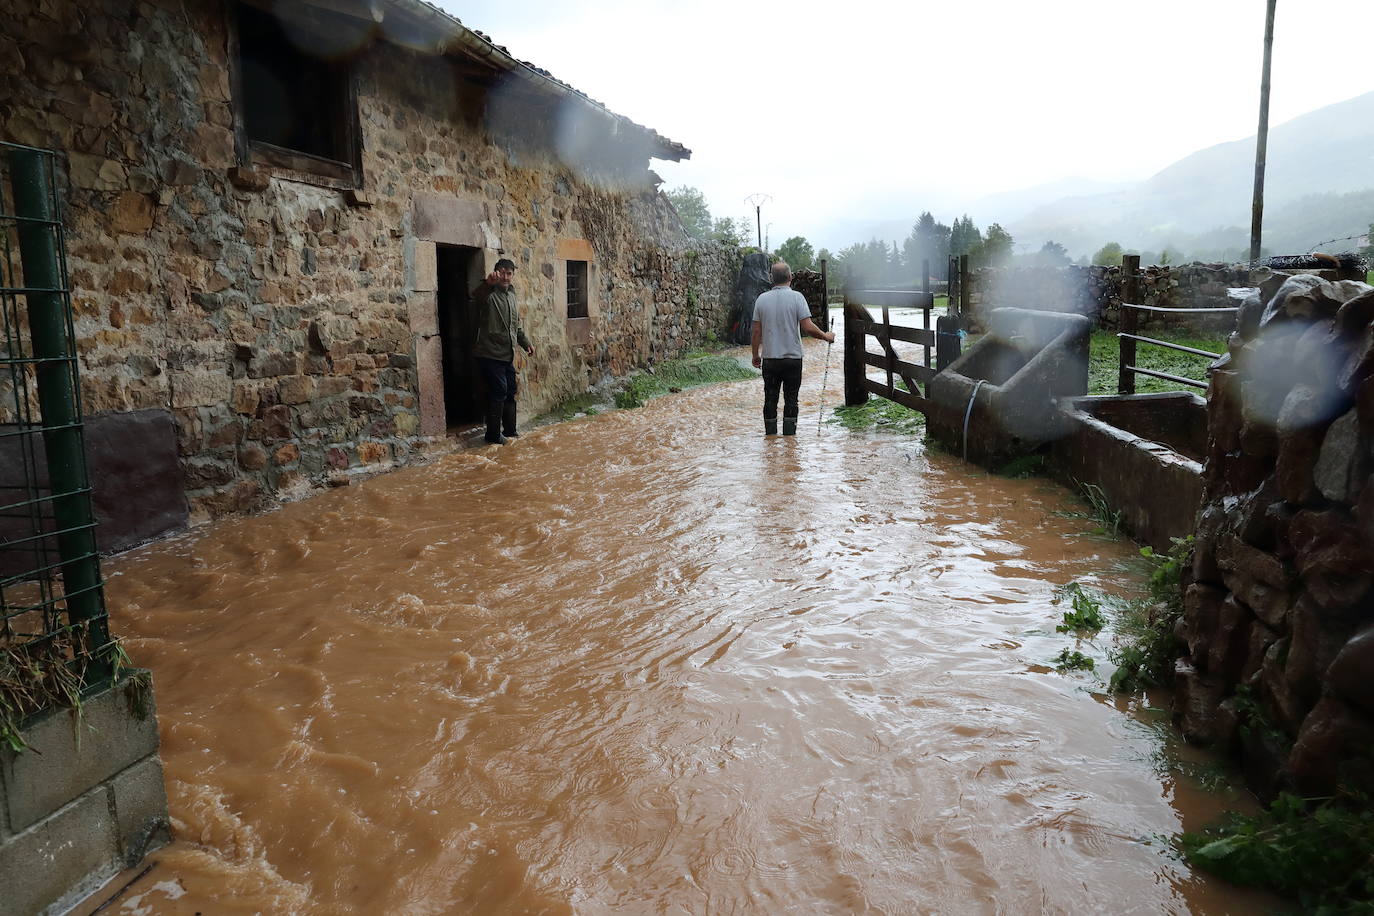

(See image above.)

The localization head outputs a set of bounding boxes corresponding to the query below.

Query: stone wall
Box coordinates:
[2,0,733,524]
[969,263,1276,330]
[1178,273,1374,797]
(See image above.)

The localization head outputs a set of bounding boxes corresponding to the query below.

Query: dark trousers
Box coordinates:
[762,357,803,421]
[476,357,518,410]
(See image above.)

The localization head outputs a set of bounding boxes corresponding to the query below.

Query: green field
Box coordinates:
[1088,329,1228,395]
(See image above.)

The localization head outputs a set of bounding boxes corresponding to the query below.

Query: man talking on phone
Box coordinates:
[472,258,534,444]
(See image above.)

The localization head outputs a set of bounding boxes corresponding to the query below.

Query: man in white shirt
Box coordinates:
[750,261,835,436]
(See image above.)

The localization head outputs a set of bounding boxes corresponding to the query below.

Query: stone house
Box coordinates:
[2,0,735,546]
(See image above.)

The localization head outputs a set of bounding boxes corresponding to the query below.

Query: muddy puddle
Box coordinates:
[94,338,1272,914]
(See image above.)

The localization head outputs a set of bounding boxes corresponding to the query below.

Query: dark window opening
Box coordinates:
[235,3,359,175]
[566,260,589,319]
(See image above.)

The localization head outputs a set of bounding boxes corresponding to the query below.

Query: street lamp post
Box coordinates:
[1250,0,1277,264]
[744,193,771,249]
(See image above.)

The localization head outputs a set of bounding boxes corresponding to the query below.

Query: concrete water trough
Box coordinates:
[1049,392,1206,552]
[927,307,1093,464]
[926,306,1208,551]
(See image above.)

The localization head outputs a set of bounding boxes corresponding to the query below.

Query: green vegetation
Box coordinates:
[828,395,926,435]
[548,392,603,421]
[1067,481,1123,537]
[663,185,750,245]
[1092,242,1124,267]
[1179,792,1374,911]
[775,236,815,271]
[2,630,147,752]
[665,186,711,238]
[1106,536,1191,693]
[1,641,84,752]
[1088,329,1227,395]
[1052,648,1096,673]
[614,354,753,409]
[1054,582,1107,634]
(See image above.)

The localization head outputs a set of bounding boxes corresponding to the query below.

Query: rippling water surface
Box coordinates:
[99,341,1270,914]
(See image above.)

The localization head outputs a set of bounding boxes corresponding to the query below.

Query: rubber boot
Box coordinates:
[484,409,505,444]
[782,417,798,436]
[764,418,778,436]
[502,402,519,438]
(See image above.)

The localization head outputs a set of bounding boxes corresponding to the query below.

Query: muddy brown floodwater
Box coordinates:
[97,341,1273,914]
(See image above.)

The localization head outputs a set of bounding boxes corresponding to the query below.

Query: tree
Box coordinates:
[774,236,814,271]
[1034,241,1071,267]
[710,216,749,246]
[1091,242,1124,267]
[1364,223,1373,261]
[665,186,711,239]
[979,223,1014,268]
[949,215,983,259]
[833,238,893,290]
[902,212,951,281]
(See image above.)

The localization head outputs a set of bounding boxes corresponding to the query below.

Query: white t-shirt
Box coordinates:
[751,287,812,360]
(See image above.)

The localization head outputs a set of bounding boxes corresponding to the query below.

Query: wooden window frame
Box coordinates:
[227,0,364,189]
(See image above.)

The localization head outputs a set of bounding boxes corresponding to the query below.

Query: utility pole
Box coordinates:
[765,223,772,252]
[744,193,771,249]
[1250,0,1276,264]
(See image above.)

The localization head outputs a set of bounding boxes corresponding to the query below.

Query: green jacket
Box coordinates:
[472,282,531,361]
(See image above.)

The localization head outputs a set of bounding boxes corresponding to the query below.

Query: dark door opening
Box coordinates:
[436,245,485,428]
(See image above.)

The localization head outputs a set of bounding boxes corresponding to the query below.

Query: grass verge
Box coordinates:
[615,353,754,409]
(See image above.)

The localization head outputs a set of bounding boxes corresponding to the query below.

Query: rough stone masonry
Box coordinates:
[1,0,736,529]
[1178,272,1374,798]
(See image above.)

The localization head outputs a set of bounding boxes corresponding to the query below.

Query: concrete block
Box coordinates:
[0,679,160,833]
[110,756,170,866]
[0,788,120,916]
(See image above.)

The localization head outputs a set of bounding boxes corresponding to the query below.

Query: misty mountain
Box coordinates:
[965,177,1134,227]
[1009,90,1374,259]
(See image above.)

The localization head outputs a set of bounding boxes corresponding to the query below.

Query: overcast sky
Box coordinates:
[434,0,1372,252]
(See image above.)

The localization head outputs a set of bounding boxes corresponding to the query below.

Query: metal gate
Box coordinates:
[1,142,114,747]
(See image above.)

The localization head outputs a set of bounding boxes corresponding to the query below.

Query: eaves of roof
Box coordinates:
[321,0,690,162]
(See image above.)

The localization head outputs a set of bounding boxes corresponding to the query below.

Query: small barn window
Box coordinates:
[566,260,589,319]
[233,2,362,184]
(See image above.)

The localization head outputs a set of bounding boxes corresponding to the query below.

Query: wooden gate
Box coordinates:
[842,288,959,412]
[842,260,964,412]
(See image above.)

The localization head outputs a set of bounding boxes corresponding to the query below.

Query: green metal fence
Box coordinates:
[1,141,114,747]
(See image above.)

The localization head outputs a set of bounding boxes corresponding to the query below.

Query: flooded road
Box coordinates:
[101,340,1267,914]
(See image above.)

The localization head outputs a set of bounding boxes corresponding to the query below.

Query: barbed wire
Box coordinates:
[1307,233,1368,254]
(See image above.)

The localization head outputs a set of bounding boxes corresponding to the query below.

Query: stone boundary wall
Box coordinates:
[3,0,734,525]
[969,263,1274,330]
[1178,272,1374,798]
[0,677,169,915]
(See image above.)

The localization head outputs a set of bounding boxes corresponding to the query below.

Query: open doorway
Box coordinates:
[436,244,485,429]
